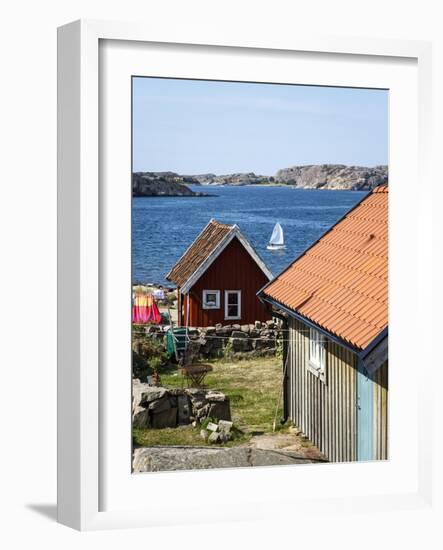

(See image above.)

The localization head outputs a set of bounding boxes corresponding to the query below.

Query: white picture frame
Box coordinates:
[57,19,434,531]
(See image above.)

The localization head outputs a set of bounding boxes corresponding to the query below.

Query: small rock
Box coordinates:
[208,431,221,444]
[218,420,233,434]
[200,429,209,441]
[206,422,219,432]
[206,391,226,402]
[232,324,241,331]
[218,432,231,443]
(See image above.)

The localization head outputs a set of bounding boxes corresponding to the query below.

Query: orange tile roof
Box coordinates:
[262,185,388,350]
[166,219,233,287]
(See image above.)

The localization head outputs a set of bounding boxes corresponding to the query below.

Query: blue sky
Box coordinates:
[133,77,388,175]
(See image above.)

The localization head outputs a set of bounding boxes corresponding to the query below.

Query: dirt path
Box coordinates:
[244,431,327,462]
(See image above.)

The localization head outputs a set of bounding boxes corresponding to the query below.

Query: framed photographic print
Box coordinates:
[57,19,433,530]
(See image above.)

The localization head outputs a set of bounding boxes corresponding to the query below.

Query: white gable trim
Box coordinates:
[180,226,273,295]
[234,227,273,281]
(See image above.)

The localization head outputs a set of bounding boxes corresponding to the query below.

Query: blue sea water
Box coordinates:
[132,185,366,286]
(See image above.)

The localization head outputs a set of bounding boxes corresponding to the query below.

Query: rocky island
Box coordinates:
[274,164,388,190]
[133,164,388,195]
[133,172,211,197]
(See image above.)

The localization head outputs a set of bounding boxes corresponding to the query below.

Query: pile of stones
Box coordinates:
[200,419,234,444]
[132,379,231,430]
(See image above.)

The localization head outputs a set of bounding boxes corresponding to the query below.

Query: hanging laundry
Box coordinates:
[153,288,165,301]
[132,293,161,324]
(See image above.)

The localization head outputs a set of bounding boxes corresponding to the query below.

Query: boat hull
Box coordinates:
[267,244,286,250]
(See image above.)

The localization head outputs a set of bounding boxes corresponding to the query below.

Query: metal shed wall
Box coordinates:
[373,359,389,460]
[287,317,388,462]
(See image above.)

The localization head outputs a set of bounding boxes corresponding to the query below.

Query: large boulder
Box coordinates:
[132,406,150,429]
[148,396,171,413]
[133,382,167,409]
[133,447,312,472]
[150,407,178,429]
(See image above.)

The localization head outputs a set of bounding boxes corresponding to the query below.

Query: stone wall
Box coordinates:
[145,319,282,360]
[133,379,231,429]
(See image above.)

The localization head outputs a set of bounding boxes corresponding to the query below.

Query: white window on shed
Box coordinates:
[224,290,241,320]
[308,327,327,382]
[202,290,220,309]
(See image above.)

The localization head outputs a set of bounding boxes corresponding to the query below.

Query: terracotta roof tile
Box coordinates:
[262,185,388,350]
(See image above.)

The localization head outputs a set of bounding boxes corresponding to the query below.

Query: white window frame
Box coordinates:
[202,289,220,309]
[224,290,242,320]
[308,327,327,382]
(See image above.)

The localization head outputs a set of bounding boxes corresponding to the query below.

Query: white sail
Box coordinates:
[269,223,284,246]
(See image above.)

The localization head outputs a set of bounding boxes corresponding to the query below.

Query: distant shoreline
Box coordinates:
[197,183,369,191]
[133,165,388,193]
[133,193,216,198]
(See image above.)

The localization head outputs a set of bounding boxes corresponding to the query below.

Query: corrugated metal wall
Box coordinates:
[373,359,388,460]
[288,317,388,462]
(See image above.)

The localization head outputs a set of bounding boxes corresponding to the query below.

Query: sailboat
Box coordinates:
[267,222,285,250]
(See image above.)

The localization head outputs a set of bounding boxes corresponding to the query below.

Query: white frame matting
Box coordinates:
[57,19,434,531]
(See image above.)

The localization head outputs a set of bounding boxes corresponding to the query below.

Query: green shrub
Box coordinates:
[132,335,168,377]
[166,292,177,306]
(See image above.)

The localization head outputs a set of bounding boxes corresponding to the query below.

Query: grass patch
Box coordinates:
[134,425,207,447]
[134,356,285,447]
[133,424,248,448]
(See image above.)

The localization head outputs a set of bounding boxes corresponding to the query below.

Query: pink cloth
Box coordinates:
[132,294,161,324]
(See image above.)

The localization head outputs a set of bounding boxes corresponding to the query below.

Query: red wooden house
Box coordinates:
[166,219,273,327]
